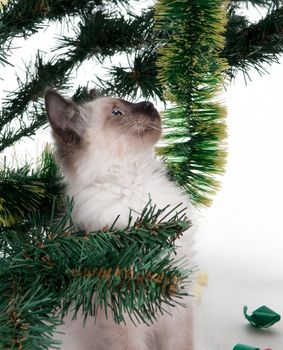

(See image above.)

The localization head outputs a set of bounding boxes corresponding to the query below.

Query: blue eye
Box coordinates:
[112,109,124,116]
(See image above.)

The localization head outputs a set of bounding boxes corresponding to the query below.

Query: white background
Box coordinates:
[1,3,283,350]
[195,60,283,349]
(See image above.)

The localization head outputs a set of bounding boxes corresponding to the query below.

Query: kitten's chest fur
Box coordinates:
[67,156,190,232]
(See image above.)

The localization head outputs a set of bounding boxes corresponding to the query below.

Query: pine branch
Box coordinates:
[224,3,283,79]
[97,45,164,101]
[0,0,130,66]
[0,279,63,350]
[0,110,46,154]
[0,148,63,227]
[155,0,228,206]
[0,200,192,349]
[229,0,282,9]
[0,57,86,151]
[55,9,155,63]
[1,54,72,127]
[0,54,74,152]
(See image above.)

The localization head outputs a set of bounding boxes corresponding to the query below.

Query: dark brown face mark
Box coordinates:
[104,99,162,147]
[45,90,162,173]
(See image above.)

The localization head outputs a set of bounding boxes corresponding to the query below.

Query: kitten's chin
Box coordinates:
[128,128,161,152]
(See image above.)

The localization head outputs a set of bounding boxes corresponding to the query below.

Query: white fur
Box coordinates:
[53,97,195,350]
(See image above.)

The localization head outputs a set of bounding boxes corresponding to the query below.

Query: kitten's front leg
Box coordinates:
[57,312,149,350]
[152,302,194,350]
[92,314,149,350]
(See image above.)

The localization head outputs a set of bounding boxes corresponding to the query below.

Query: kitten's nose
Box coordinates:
[144,101,154,110]
[133,101,159,120]
[135,101,155,112]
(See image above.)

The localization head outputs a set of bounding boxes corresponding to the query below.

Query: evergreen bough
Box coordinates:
[0,195,191,349]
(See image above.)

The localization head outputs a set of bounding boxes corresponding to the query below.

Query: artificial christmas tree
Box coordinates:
[1,0,282,348]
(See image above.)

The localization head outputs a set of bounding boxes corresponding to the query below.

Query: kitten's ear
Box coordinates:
[44,89,86,143]
[89,88,103,100]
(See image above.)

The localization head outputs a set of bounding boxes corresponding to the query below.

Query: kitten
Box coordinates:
[45,89,195,350]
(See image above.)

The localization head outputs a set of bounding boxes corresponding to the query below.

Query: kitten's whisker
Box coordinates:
[127,123,138,131]
[137,127,143,145]
[148,124,162,132]
[148,121,162,129]
[115,121,135,131]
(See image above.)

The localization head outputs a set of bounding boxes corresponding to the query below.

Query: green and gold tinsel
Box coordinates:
[155,0,228,206]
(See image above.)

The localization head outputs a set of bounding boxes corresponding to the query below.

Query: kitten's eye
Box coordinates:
[112,109,124,116]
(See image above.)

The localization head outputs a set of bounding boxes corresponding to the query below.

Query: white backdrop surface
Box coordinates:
[195,60,283,350]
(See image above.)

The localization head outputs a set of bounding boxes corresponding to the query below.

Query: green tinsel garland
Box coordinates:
[155,0,228,206]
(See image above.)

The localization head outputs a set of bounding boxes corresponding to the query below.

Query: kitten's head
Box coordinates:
[44,89,162,172]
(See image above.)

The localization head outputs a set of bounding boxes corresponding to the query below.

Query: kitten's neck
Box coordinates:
[67,150,162,188]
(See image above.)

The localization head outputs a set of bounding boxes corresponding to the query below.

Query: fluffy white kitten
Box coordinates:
[45,90,195,350]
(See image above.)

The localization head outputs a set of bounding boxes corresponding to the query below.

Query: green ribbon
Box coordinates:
[233,344,260,350]
[243,305,281,328]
